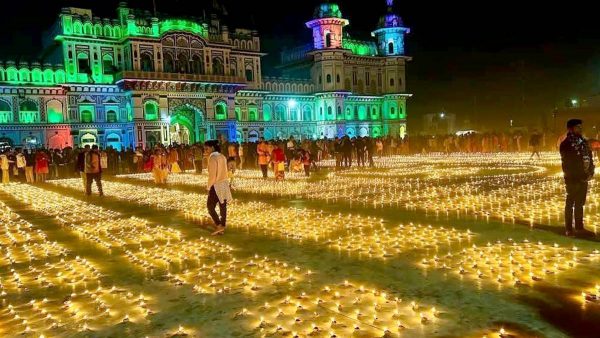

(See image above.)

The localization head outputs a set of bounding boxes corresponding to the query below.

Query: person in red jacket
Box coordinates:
[271,143,286,181]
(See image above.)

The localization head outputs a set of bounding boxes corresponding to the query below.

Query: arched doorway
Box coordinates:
[106,133,122,151]
[170,105,204,144]
[80,133,97,148]
[170,123,191,145]
[0,136,13,146]
[248,130,259,143]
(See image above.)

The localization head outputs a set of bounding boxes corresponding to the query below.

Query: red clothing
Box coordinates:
[35,153,49,174]
[271,148,285,162]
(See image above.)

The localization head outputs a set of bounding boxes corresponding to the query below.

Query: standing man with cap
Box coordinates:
[560,119,595,237]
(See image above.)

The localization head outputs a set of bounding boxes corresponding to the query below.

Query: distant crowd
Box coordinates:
[0,131,581,184]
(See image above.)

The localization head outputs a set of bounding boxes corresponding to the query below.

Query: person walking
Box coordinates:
[205,140,231,236]
[76,145,90,192]
[15,149,27,182]
[257,138,269,178]
[529,131,542,160]
[24,149,35,183]
[560,119,595,237]
[85,145,104,196]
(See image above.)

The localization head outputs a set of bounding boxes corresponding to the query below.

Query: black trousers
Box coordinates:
[207,186,227,227]
[356,151,365,167]
[343,152,352,167]
[304,165,310,177]
[86,172,103,196]
[260,164,268,178]
[565,181,588,231]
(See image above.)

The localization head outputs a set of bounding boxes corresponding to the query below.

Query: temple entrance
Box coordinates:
[169,104,205,145]
[80,133,97,148]
[170,123,191,145]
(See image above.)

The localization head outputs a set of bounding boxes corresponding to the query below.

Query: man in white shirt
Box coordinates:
[205,140,232,236]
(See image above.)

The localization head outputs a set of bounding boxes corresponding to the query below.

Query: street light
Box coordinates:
[571,99,578,107]
[439,112,445,119]
[288,99,297,109]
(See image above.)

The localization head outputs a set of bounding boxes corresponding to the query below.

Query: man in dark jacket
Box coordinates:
[560,119,595,237]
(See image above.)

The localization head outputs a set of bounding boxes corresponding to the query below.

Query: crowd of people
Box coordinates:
[0,122,598,239]
[0,130,590,186]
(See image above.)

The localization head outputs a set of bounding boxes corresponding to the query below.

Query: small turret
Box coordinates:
[371,0,410,56]
[305,3,349,50]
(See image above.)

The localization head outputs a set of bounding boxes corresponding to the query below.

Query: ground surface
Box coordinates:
[1,152,599,338]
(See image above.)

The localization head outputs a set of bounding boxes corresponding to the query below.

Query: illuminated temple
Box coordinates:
[0,1,410,149]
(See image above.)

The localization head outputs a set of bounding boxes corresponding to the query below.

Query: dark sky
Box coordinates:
[1,0,599,131]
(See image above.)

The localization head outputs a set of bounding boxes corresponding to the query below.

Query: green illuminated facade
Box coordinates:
[0,1,410,149]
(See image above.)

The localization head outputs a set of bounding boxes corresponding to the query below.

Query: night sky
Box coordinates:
[1,0,599,131]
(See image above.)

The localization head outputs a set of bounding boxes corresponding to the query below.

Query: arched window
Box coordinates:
[80,109,94,123]
[73,21,83,35]
[191,55,203,74]
[390,78,395,87]
[325,32,332,48]
[164,53,175,73]
[336,74,340,83]
[388,42,394,54]
[263,104,272,121]
[303,106,312,121]
[215,102,227,120]
[345,107,352,120]
[55,70,66,84]
[84,23,93,35]
[102,54,114,74]
[19,100,39,124]
[47,100,63,124]
[106,110,117,123]
[103,25,113,37]
[0,100,12,124]
[177,53,188,73]
[289,106,298,121]
[275,104,286,121]
[390,107,396,116]
[43,69,54,83]
[327,106,333,119]
[141,53,154,72]
[371,107,379,120]
[144,101,159,121]
[19,69,31,83]
[77,53,90,74]
[337,106,342,120]
[326,74,332,83]
[245,66,254,82]
[248,106,258,122]
[212,58,224,75]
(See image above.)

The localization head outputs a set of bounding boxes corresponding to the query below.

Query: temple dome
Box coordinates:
[313,3,343,19]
